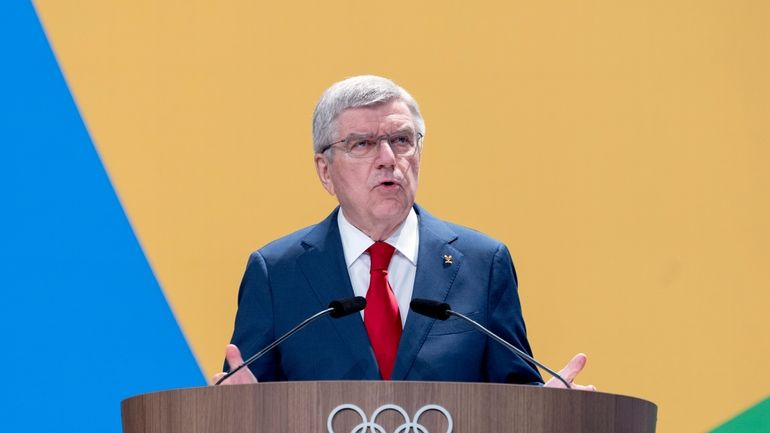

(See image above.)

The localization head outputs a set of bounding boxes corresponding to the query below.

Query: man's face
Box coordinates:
[315,100,420,237]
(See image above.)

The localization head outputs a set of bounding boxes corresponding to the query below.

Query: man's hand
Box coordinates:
[212,344,258,385]
[544,353,596,391]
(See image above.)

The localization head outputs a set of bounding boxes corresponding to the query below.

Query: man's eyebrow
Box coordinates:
[343,125,415,139]
[346,132,374,137]
[389,126,415,135]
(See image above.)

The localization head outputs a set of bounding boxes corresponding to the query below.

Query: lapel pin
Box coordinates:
[443,255,453,265]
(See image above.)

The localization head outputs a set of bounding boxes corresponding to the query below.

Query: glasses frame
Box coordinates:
[322,132,424,158]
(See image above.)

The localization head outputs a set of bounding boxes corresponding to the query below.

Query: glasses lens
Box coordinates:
[389,132,416,155]
[345,135,376,157]
[342,132,418,158]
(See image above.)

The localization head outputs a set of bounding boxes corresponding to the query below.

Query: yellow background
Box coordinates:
[35,1,770,432]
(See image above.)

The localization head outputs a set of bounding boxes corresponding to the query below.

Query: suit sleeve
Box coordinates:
[225,251,284,381]
[485,244,544,385]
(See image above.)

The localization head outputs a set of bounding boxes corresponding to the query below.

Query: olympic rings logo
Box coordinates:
[327,403,453,433]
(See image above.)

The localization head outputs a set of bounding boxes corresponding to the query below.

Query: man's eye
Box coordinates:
[392,135,412,145]
[353,140,371,148]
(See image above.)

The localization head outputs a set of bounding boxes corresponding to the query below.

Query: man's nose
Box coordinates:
[374,138,397,166]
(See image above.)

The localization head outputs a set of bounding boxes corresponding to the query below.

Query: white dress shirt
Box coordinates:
[337,208,419,327]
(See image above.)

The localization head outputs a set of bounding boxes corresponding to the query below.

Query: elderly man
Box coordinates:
[214,75,594,390]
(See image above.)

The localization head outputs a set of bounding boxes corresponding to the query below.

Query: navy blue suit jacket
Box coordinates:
[228,205,543,384]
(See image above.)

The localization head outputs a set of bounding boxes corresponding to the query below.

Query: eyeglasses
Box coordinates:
[322,131,423,158]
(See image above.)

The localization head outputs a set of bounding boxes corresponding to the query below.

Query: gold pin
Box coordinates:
[443,255,453,265]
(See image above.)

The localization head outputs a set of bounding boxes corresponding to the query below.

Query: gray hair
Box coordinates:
[312,75,426,154]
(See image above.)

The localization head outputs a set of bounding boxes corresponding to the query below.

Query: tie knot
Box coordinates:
[368,241,395,271]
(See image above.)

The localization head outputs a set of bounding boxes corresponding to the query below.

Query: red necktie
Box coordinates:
[364,241,402,380]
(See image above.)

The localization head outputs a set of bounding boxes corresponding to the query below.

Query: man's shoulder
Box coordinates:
[417,205,507,253]
[257,225,315,257]
[250,208,339,262]
[447,221,504,247]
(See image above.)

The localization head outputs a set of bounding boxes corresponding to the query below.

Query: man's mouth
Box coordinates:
[375,179,401,189]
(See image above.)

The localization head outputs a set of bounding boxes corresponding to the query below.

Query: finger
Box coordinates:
[222,344,259,385]
[225,344,246,370]
[543,376,568,388]
[572,383,597,391]
[557,353,587,384]
[212,372,226,384]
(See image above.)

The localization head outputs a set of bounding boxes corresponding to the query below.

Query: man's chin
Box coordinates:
[369,201,412,223]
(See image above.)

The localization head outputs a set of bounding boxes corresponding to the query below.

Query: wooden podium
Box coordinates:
[122,381,656,432]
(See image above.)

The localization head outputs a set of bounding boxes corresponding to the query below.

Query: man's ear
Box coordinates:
[314,153,335,196]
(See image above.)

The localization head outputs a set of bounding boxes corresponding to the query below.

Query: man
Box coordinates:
[214,75,594,390]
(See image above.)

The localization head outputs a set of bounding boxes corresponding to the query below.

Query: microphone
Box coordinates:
[329,296,367,318]
[215,296,366,385]
[409,298,572,389]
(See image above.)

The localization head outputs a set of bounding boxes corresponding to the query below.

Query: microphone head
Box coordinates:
[410,298,451,320]
[329,296,367,318]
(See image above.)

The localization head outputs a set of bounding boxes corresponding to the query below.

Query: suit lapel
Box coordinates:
[296,208,380,378]
[391,205,462,380]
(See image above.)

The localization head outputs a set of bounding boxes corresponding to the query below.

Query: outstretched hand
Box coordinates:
[544,353,596,391]
[212,344,258,385]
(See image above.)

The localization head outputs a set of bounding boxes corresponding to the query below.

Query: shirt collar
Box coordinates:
[337,207,419,268]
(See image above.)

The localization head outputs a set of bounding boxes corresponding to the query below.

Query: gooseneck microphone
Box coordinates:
[215,296,366,385]
[410,298,572,389]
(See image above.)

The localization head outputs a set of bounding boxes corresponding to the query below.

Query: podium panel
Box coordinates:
[122,381,656,433]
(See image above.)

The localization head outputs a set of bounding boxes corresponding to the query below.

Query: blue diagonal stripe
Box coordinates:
[0,3,206,432]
